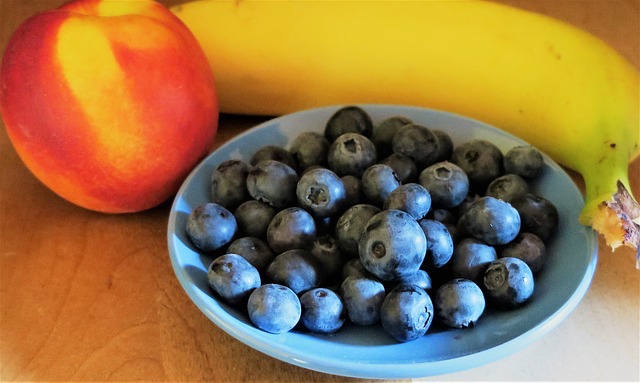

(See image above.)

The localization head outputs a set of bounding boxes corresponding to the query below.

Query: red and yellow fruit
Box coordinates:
[0,0,218,213]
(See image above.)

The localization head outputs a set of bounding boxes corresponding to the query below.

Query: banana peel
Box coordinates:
[169,0,640,267]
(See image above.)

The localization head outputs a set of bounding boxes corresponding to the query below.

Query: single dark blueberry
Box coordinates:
[418,219,454,269]
[361,163,401,206]
[325,106,373,142]
[247,284,301,334]
[186,203,237,253]
[335,204,382,257]
[429,208,457,225]
[510,193,559,241]
[485,173,530,203]
[339,276,386,326]
[432,129,454,162]
[383,183,432,221]
[457,196,521,245]
[246,159,298,209]
[265,249,325,294]
[359,209,427,281]
[380,284,434,343]
[341,175,364,206]
[210,159,250,211]
[380,153,418,184]
[419,161,469,209]
[233,200,277,238]
[249,145,298,170]
[434,278,485,328]
[483,257,535,308]
[500,232,547,273]
[450,139,504,192]
[327,133,377,177]
[289,131,330,170]
[370,116,413,157]
[341,258,377,281]
[309,235,343,286]
[296,167,347,218]
[504,146,545,179]
[226,236,275,271]
[299,288,346,333]
[391,123,440,168]
[450,238,498,284]
[208,253,261,304]
[266,207,317,253]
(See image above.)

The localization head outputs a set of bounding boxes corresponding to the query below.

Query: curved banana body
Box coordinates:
[171,0,640,259]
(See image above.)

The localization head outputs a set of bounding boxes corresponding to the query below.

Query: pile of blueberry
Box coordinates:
[185,106,559,343]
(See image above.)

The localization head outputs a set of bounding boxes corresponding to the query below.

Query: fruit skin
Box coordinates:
[1,0,218,213]
[380,284,434,343]
[247,284,301,334]
[171,0,639,259]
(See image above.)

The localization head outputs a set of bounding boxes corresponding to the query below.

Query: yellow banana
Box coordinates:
[171,0,640,263]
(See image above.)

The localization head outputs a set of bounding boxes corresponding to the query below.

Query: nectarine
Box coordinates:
[0,0,218,213]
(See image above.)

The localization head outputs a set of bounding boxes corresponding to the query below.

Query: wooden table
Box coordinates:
[1,1,638,381]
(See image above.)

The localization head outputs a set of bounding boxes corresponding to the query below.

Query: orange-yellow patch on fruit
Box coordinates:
[55,17,146,177]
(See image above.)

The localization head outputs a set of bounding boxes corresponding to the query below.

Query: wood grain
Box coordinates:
[1,1,638,381]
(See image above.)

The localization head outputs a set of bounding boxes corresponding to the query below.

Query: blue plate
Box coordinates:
[167,105,597,379]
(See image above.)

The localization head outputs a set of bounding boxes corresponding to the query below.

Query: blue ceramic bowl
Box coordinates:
[167,105,597,379]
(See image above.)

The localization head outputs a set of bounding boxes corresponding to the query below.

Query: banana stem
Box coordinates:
[581,175,640,268]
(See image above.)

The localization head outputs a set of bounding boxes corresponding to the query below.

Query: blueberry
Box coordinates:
[249,145,298,170]
[359,209,427,281]
[380,153,418,184]
[233,200,277,238]
[510,193,559,241]
[339,276,386,326]
[429,208,457,225]
[186,203,237,253]
[380,284,434,343]
[335,204,381,257]
[208,253,261,304]
[226,236,275,271]
[485,174,529,203]
[483,257,535,308]
[309,235,343,286]
[210,159,250,211]
[419,161,469,209]
[246,159,298,209]
[341,175,364,206]
[392,269,433,292]
[432,129,454,162]
[371,116,413,157]
[289,131,330,170]
[504,145,544,179]
[266,207,317,253]
[450,139,504,192]
[434,278,485,328]
[457,196,521,245]
[383,183,432,221]
[327,133,377,177]
[300,288,346,333]
[450,238,497,283]
[325,105,373,142]
[500,232,547,273]
[341,258,376,281]
[296,167,346,218]
[247,284,301,334]
[418,219,454,269]
[361,164,401,206]
[392,123,440,168]
[265,249,324,294]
